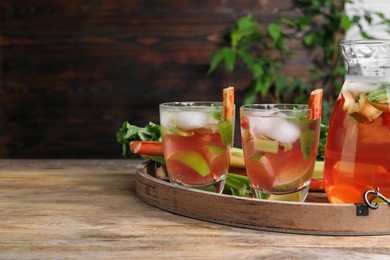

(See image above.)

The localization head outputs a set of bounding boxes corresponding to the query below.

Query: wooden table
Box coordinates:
[1,159,390,259]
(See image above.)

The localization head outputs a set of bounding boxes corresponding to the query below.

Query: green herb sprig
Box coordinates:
[116,121,161,157]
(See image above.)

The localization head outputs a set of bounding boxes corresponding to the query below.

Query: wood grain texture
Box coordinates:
[137,162,390,236]
[0,1,313,158]
[1,159,390,259]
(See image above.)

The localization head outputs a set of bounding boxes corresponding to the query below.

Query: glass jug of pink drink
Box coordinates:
[324,40,390,204]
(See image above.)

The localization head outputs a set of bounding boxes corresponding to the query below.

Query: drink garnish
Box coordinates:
[116,121,161,157]
[367,86,390,113]
[300,129,316,160]
[271,164,311,192]
[168,150,211,177]
[367,86,390,103]
[218,120,233,147]
[308,88,323,120]
[299,88,323,159]
[130,140,164,156]
[218,86,235,147]
[341,87,387,123]
[253,136,279,153]
[279,142,293,152]
[253,135,293,153]
[222,86,235,121]
[165,125,195,137]
[206,145,224,155]
[344,92,383,123]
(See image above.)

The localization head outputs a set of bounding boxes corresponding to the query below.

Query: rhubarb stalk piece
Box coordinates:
[130,141,164,156]
[308,89,323,120]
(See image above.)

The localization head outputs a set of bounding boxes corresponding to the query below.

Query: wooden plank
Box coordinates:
[0,0,315,158]
[1,159,390,258]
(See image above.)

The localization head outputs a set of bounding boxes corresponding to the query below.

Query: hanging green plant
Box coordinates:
[208,0,390,121]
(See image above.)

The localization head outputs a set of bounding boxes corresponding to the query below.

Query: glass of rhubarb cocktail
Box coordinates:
[160,101,234,193]
[240,104,321,202]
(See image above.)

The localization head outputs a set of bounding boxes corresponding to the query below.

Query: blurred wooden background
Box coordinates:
[0,0,312,158]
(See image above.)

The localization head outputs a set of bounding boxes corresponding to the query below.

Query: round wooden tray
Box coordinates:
[136,161,390,236]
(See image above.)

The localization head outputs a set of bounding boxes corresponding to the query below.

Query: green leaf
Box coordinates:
[364,14,373,25]
[278,17,296,27]
[208,48,233,74]
[275,76,287,92]
[222,48,237,72]
[268,23,281,42]
[143,156,166,165]
[341,14,352,31]
[223,174,251,197]
[316,124,329,161]
[206,3,390,122]
[351,15,361,24]
[252,64,264,78]
[239,50,255,68]
[243,86,257,104]
[360,30,375,39]
[116,121,162,157]
[218,120,233,147]
[255,77,272,97]
[300,130,315,160]
[116,122,142,143]
[231,14,259,48]
[138,122,161,141]
[303,33,316,46]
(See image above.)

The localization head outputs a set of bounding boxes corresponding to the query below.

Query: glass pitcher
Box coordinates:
[324,40,390,204]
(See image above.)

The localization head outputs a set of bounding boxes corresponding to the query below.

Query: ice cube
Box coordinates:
[175,111,208,130]
[160,111,173,129]
[250,116,301,144]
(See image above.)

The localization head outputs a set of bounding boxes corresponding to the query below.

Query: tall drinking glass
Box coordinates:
[240,104,320,202]
[160,102,234,193]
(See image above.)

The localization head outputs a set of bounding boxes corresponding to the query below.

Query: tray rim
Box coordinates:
[136,161,390,236]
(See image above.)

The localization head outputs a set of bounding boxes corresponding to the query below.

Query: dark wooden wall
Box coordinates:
[0,0,312,158]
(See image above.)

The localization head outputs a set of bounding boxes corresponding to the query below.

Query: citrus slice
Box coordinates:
[168,151,210,177]
[205,145,224,155]
[271,162,311,192]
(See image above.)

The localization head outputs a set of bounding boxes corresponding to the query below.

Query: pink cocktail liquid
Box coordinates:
[160,102,234,192]
[324,82,390,203]
[163,129,230,187]
[240,105,320,201]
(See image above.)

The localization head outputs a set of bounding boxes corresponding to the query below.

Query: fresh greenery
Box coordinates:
[116,121,328,197]
[223,173,251,197]
[116,120,328,161]
[116,121,251,196]
[116,121,161,157]
[208,0,390,122]
[317,124,329,161]
[218,120,233,147]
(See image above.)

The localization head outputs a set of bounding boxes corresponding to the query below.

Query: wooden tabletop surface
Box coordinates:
[1,159,390,259]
